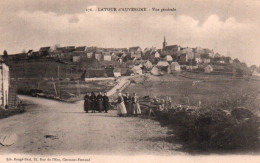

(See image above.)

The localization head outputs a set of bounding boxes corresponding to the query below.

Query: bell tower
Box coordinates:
[163,36,167,49]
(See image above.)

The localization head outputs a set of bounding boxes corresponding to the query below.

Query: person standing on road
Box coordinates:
[132,93,141,116]
[84,93,91,113]
[116,92,127,117]
[103,92,109,113]
[96,92,103,112]
[90,92,96,113]
[123,92,132,116]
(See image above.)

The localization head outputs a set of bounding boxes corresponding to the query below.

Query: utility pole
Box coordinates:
[77,80,80,96]
[57,65,60,79]
[52,77,58,97]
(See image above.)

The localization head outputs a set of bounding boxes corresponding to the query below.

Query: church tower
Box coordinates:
[163,36,167,49]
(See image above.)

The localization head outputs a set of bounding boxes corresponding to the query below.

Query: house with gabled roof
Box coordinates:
[214,53,221,58]
[39,46,51,56]
[73,46,87,58]
[75,46,87,52]
[129,46,142,52]
[170,62,181,72]
[179,53,188,62]
[27,49,33,56]
[194,53,202,63]
[87,52,93,58]
[63,46,75,53]
[157,61,169,67]
[87,47,97,53]
[154,51,160,58]
[165,55,173,62]
[204,65,225,73]
[39,46,51,52]
[223,56,233,64]
[129,46,142,59]
[103,52,112,61]
[204,65,214,73]
[113,68,121,77]
[203,48,214,57]
[163,45,180,56]
[163,45,180,51]
[186,61,198,70]
[144,60,153,70]
[116,48,128,53]
[212,57,225,64]
[200,53,211,63]
[95,52,102,61]
[151,66,161,76]
[131,65,143,75]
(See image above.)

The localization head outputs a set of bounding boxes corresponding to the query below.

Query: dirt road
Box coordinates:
[106,76,132,96]
[0,95,185,155]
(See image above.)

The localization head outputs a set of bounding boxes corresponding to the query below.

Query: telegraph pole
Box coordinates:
[77,80,80,96]
[57,65,60,79]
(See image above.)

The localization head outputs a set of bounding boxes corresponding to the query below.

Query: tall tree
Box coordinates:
[3,50,8,57]
[233,58,240,63]
[250,65,258,71]
[257,65,260,73]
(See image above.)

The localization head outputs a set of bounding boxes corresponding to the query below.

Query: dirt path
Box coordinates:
[106,76,132,96]
[0,95,185,155]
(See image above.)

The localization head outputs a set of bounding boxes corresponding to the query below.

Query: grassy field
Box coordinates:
[123,74,260,113]
[16,78,116,102]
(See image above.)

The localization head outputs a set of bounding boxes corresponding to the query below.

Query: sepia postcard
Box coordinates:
[0,0,260,162]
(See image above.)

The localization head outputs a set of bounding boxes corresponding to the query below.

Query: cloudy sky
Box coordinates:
[0,0,260,65]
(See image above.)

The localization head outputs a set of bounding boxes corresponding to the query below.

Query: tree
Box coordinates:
[257,65,260,73]
[240,62,248,68]
[140,74,153,95]
[250,65,258,71]
[233,58,240,64]
[3,50,8,57]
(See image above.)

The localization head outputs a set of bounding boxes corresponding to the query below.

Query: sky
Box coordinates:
[0,0,260,65]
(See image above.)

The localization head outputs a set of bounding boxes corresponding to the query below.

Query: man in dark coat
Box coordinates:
[123,92,132,116]
[96,92,103,112]
[103,92,109,113]
[89,92,96,113]
[84,93,91,113]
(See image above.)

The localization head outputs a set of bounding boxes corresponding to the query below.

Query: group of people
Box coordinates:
[116,92,141,117]
[83,91,141,117]
[83,92,109,113]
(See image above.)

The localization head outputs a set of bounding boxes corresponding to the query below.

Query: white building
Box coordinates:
[154,51,160,58]
[131,66,143,75]
[104,53,112,61]
[144,60,153,69]
[0,62,9,107]
[204,65,213,73]
[72,56,80,62]
[95,53,102,61]
[157,61,169,67]
[151,66,160,76]
[113,68,121,77]
[87,52,93,58]
[170,62,181,72]
[165,55,173,62]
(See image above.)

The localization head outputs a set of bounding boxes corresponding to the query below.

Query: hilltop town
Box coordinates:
[1,37,260,155]
[3,37,260,80]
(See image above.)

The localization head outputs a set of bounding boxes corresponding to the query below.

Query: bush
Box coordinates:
[154,104,259,151]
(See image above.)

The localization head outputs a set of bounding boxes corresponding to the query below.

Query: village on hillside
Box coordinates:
[2,0,260,158]
[3,37,260,79]
[0,36,260,156]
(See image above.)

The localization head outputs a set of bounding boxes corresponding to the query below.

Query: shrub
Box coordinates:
[151,102,259,151]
